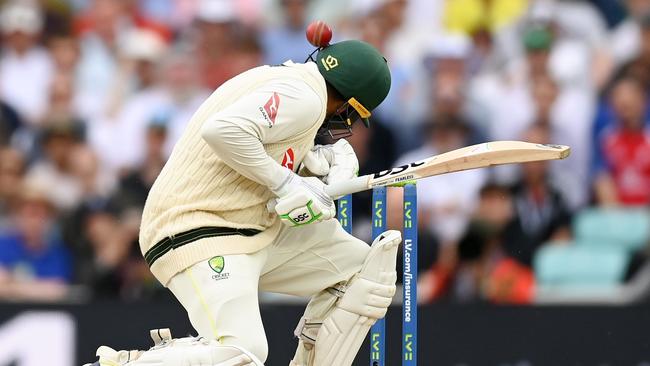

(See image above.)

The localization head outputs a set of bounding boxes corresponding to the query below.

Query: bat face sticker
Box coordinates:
[372,161,426,179]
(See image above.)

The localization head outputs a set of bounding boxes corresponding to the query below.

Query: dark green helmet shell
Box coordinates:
[316,40,391,112]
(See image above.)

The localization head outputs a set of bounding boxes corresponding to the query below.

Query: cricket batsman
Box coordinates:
[86,30,401,366]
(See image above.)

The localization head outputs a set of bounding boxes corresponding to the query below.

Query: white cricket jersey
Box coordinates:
[140,61,327,284]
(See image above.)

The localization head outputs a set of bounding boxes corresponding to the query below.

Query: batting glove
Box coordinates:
[300,139,359,185]
[272,170,335,227]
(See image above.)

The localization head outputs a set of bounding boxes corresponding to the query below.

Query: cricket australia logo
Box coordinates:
[281,148,295,170]
[208,256,229,281]
[260,92,280,128]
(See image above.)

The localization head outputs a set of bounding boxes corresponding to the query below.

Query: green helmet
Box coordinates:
[315,40,391,126]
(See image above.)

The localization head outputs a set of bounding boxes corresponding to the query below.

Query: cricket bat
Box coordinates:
[325,141,570,198]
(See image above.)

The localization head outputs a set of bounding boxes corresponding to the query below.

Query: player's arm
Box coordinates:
[201,80,320,187]
[200,79,335,226]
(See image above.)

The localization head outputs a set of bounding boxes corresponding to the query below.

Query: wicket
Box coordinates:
[337,183,418,366]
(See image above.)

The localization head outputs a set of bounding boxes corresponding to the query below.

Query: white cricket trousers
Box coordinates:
[166,218,369,363]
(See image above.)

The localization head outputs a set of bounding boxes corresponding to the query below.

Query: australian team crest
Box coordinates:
[209,256,224,273]
[208,256,229,280]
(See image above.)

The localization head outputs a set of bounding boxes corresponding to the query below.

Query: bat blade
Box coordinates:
[324,141,570,198]
[371,141,569,187]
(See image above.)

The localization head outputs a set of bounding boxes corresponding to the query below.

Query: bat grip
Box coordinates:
[324,175,368,198]
[267,175,369,213]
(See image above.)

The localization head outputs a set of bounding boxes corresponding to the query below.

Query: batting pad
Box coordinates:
[292,230,401,366]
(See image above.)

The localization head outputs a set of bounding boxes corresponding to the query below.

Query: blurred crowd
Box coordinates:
[0,0,649,304]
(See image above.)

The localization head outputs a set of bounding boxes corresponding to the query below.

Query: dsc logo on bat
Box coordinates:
[372,161,425,179]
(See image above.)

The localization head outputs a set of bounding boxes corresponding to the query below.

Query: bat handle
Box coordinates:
[267,176,369,213]
[324,175,369,198]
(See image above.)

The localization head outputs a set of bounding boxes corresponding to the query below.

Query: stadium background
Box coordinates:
[0,0,649,365]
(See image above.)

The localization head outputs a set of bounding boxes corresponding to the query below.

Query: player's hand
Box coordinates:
[271,171,335,226]
[300,139,359,185]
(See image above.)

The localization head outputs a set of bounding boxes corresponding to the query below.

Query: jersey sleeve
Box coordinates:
[210,78,324,144]
[201,79,324,191]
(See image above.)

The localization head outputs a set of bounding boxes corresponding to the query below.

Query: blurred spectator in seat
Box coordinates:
[0,148,25,224]
[76,199,154,300]
[508,1,611,92]
[158,51,210,155]
[491,26,595,210]
[25,122,83,211]
[48,33,80,74]
[109,28,168,112]
[376,0,428,68]
[87,28,166,172]
[388,116,486,299]
[465,25,502,130]
[424,33,486,144]
[387,33,477,153]
[46,73,79,123]
[426,34,471,118]
[610,0,650,67]
[89,46,207,173]
[226,30,264,88]
[68,144,115,202]
[484,256,534,304]
[362,0,432,154]
[46,33,83,123]
[592,16,650,158]
[0,180,71,302]
[502,124,572,268]
[433,183,513,303]
[594,77,650,206]
[110,120,167,214]
[0,3,53,125]
[260,0,312,65]
[542,1,613,90]
[193,0,241,89]
[490,25,554,145]
[74,0,132,120]
[40,1,75,40]
[65,124,163,299]
[532,73,592,210]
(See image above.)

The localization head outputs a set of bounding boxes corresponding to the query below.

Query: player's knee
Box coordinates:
[344,237,371,274]
[339,230,401,318]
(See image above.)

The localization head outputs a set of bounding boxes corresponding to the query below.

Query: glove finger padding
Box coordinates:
[300,148,331,177]
[324,140,359,185]
[299,140,358,186]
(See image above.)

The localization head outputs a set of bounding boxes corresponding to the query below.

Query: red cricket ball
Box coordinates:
[306,20,332,48]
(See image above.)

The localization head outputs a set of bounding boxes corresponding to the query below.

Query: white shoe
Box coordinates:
[82,328,171,366]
